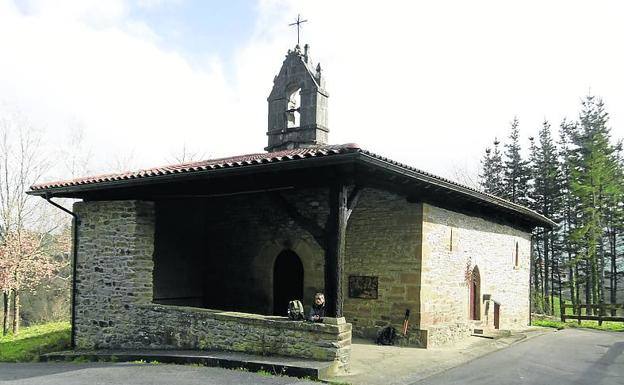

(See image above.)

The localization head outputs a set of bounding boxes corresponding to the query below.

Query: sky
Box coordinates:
[1,0,623,185]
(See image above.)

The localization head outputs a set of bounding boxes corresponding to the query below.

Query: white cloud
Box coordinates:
[0,0,623,184]
[249,0,624,178]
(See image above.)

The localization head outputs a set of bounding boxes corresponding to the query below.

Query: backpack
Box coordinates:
[287,300,305,321]
[376,326,398,345]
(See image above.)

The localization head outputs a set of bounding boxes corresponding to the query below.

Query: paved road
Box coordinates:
[1,329,621,385]
[0,362,317,385]
[416,328,624,385]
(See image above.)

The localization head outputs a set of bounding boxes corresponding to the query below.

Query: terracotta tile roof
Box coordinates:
[29,142,555,228]
[30,143,360,191]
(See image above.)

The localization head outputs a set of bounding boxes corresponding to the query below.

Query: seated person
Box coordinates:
[308,292,326,322]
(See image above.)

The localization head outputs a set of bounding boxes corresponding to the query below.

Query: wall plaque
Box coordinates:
[348,275,378,299]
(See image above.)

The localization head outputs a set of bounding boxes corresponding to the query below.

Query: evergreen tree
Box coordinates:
[559,119,581,308]
[528,120,563,314]
[503,117,531,205]
[478,95,624,312]
[604,143,624,309]
[568,96,621,306]
[479,138,505,196]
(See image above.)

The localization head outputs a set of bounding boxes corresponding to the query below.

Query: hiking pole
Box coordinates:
[402,309,410,336]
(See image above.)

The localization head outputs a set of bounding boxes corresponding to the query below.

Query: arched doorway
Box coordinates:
[273,250,304,316]
[469,266,481,320]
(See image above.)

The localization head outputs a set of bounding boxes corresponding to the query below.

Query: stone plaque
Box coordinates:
[348,275,378,299]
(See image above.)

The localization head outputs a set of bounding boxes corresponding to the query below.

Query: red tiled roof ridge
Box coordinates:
[30,143,361,191]
[27,141,555,227]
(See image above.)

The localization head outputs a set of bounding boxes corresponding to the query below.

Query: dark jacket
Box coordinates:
[308,303,326,322]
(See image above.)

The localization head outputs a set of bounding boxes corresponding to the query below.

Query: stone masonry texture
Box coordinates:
[72,188,532,354]
[266,45,328,151]
[419,203,531,347]
[73,200,350,373]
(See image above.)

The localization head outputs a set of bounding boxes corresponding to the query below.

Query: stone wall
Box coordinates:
[73,200,155,348]
[419,203,532,347]
[150,187,422,343]
[73,200,351,373]
[344,189,422,341]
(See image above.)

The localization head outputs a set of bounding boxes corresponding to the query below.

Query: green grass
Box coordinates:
[0,322,70,362]
[533,319,624,332]
[256,369,272,377]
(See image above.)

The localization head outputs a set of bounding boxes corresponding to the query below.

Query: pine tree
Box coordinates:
[503,117,531,205]
[604,144,624,310]
[528,120,563,314]
[559,119,581,308]
[568,96,621,306]
[479,138,505,196]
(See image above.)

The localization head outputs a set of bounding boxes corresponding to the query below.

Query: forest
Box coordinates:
[480,95,623,314]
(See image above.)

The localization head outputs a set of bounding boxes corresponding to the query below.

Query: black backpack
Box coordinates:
[376,326,398,345]
[287,300,305,321]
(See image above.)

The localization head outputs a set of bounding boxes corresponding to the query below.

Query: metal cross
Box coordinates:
[289,14,308,46]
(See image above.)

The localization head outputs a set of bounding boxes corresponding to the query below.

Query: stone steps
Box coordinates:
[41,350,335,380]
[471,329,512,339]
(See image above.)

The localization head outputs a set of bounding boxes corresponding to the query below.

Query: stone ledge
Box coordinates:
[140,304,352,334]
[41,350,340,380]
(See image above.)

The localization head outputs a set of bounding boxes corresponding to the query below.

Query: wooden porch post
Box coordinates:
[325,183,348,317]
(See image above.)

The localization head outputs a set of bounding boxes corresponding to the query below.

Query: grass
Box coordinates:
[0,321,70,362]
[533,319,624,332]
[256,369,272,377]
[533,295,624,332]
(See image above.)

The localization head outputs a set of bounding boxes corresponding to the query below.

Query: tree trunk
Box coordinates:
[598,236,606,306]
[532,235,540,311]
[550,234,555,314]
[574,264,581,310]
[557,260,563,319]
[611,229,617,316]
[585,263,592,315]
[591,254,599,311]
[11,289,19,335]
[544,232,550,314]
[2,291,9,336]
[568,257,576,308]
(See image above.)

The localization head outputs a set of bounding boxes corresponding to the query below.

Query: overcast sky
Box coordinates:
[1,0,623,185]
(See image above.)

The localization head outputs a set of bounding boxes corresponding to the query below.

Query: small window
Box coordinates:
[514,242,519,267]
[449,228,453,252]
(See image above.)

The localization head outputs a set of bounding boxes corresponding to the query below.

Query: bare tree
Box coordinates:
[0,105,62,335]
[167,143,207,164]
[61,119,93,179]
[447,161,481,190]
[106,148,138,174]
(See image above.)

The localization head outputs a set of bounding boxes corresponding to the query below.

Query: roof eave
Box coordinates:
[27,152,361,198]
[357,153,556,229]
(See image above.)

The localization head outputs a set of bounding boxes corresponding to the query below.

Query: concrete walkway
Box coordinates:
[414,328,624,385]
[327,327,554,385]
[26,328,554,385]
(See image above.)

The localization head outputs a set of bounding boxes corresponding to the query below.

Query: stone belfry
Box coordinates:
[265,43,329,152]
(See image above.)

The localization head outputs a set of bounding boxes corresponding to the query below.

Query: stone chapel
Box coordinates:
[29,43,554,372]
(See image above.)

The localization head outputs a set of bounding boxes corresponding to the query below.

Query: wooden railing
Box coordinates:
[561,303,624,325]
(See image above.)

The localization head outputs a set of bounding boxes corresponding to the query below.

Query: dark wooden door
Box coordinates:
[470,267,481,320]
[494,303,500,329]
[273,250,304,316]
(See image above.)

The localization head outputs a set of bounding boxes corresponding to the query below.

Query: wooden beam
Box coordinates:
[325,183,348,317]
[270,193,326,249]
[345,186,362,222]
